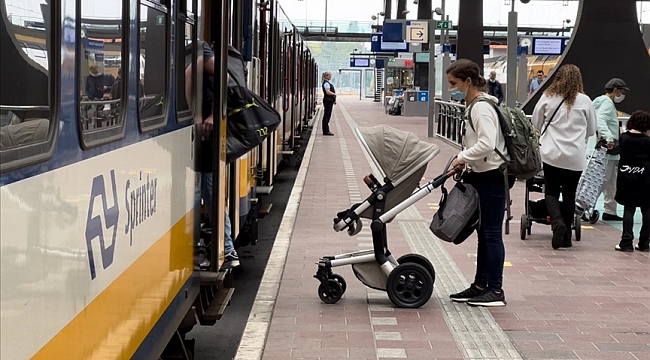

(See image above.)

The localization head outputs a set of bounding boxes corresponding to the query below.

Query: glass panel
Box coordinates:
[176,21,194,121]
[139,3,167,126]
[78,0,123,132]
[0,0,52,150]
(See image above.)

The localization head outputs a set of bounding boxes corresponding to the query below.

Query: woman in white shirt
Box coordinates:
[531,64,597,249]
[448,59,508,307]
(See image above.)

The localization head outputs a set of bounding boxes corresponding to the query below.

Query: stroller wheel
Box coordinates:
[318,279,344,304]
[396,254,435,282]
[589,210,600,224]
[330,274,347,294]
[574,216,582,241]
[520,214,528,240]
[386,263,433,309]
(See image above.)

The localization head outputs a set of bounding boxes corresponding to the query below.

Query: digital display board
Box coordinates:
[532,37,570,55]
[371,33,409,53]
[349,58,370,68]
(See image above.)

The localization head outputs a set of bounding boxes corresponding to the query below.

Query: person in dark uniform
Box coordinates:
[321,71,336,136]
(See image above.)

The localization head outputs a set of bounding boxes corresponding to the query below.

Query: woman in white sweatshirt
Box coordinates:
[531,64,597,249]
[448,59,508,307]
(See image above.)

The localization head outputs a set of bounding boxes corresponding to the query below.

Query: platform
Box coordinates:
[235,98,650,360]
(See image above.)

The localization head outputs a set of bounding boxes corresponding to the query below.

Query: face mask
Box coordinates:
[90,72,100,77]
[614,94,625,103]
[489,78,496,83]
[450,82,468,101]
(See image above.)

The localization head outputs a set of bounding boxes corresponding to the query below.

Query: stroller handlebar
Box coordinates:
[431,166,463,188]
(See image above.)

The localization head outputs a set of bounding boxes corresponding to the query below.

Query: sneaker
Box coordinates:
[222,250,240,269]
[450,284,487,303]
[602,213,623,221]
[615,244,634,252]
[467,289,507,307]
[635,244,649,252]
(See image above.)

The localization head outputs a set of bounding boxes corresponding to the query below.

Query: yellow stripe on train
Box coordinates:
[31,211,194,360]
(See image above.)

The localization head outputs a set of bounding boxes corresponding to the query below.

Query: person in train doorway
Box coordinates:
[198,40,240,269]
[592,78,630,221]
[487,71,504,105]
[528,70,545,97]
[321,71,336,136]
[448,59,508,307]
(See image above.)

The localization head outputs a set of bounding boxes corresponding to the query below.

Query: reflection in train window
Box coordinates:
[78,0,125,145]
[139,1,169,131]
[176,1,195,123]
[1,0,56,169]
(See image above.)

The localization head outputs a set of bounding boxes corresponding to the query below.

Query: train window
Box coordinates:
[77,0,126,148]
[0,0,58,172]
[138,0,169,131]
[176,0,196,123]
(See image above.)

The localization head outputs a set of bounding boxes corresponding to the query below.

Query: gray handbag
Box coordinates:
[430,158,481,245]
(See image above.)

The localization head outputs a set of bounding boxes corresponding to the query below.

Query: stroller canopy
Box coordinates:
[357,125,439,182]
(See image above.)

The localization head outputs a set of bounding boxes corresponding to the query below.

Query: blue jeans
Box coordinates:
[200,172,234,253]
[466,171,506,292]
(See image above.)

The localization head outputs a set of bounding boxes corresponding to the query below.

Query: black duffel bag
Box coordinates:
[226,46,280,164]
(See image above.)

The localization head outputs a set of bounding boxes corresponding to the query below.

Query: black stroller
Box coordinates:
[520,170,582,241]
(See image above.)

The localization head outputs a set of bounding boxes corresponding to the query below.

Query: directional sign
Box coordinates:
[406,24,428,43]
[436,21,452,30]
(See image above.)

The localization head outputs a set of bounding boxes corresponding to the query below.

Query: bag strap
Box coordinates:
[466,96,509,163]
[541,99,565,136]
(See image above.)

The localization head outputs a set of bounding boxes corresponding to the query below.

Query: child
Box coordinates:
[614,110,650,252]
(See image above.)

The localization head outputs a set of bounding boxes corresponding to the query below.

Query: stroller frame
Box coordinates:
[520,171,582,241]
[314,128,455,308]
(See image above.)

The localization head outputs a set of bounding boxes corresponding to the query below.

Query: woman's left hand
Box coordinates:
[451,157,465,171]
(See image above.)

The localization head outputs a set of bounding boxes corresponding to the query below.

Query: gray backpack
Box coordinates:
[429,160,481,245]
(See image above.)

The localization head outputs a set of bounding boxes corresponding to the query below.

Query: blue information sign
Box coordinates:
[417,91,429,102]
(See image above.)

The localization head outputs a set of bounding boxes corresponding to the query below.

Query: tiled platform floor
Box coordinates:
[238,98,650,360]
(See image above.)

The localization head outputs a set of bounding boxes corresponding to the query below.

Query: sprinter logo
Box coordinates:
[85,170,120,280]
[124,172,158,246]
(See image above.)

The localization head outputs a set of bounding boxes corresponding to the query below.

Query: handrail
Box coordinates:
[434,100,631,149]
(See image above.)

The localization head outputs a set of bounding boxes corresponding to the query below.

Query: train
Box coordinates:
[0,0,317,359]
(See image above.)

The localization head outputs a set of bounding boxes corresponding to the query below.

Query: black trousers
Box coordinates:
[322,101,333,134]
[543,163,582,228]
[621,204,650,249]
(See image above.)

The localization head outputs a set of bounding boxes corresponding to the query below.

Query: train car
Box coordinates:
[0,0,317,359]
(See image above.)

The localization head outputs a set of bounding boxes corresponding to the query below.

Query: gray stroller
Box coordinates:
[314,125,458,308]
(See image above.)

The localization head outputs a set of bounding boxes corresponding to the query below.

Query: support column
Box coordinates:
[456,0,484,70]
[383,0,392,19]
[396,0,407,19]
[417,0,432,20]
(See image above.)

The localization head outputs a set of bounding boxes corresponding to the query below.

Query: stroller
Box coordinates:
[314,125,459,309]
[520,170,582,241]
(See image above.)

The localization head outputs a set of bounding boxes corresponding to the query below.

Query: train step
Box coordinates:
[195,269,234,326]
[279,150,294,155]
[202,287,235,323]
[259,203,273,218]
[256,185,273,195]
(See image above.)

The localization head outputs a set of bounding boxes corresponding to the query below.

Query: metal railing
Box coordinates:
[434,100,631,149]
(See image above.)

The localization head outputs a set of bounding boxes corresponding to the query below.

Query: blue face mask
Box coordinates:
[450,83,468,101]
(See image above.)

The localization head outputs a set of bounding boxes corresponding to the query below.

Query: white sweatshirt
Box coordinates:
[457,94,509,173]
[531,93,597,171]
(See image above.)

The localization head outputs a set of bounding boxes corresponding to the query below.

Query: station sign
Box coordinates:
[406,21,428,44]
[436,21,452,30]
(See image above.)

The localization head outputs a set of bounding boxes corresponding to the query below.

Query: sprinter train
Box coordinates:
[0,0,317,359]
